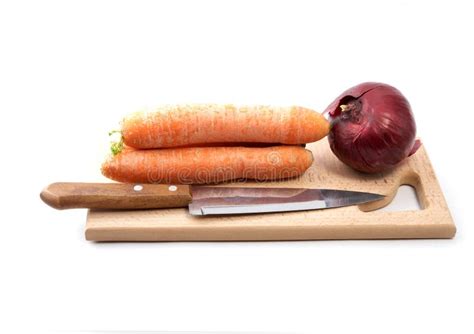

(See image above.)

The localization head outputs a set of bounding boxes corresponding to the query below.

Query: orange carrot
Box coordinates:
[150,142,306,148]
[101,146,313,184]
[120,104,329,149]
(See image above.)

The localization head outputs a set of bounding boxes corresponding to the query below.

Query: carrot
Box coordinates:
[109,140,305,156]
[146,142,306,148]
[101,145,314,184]
[120,104,329,149]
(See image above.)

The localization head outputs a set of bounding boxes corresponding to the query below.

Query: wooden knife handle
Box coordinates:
[40,182,192,210]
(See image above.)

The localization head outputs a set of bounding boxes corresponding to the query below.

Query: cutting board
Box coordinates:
[85,138,455,241]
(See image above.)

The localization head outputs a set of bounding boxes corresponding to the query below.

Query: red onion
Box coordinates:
[324,82,421,173]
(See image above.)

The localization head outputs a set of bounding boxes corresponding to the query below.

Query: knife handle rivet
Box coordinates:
[133,184,143,192]
[168,185,177,192]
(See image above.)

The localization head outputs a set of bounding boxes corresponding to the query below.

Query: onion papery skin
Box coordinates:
[325,82,419,173]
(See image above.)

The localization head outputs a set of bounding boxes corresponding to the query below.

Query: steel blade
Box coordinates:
[188,186,384,216]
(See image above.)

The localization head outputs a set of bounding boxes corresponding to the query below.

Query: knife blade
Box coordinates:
[189,186,384,215]
[40,182,384,215]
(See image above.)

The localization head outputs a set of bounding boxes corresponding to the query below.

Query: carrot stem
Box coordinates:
[109,130,124,156]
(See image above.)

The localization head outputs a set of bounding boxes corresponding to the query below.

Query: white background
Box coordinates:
[1,0,473,333]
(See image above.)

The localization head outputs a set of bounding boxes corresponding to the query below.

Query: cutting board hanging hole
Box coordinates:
[380,185,421,212]
[357,171,424,212]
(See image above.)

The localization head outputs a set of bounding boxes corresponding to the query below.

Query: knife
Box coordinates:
[40,182,384,215]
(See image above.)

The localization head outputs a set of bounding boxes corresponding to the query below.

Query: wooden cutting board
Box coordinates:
[85,138,455,241]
